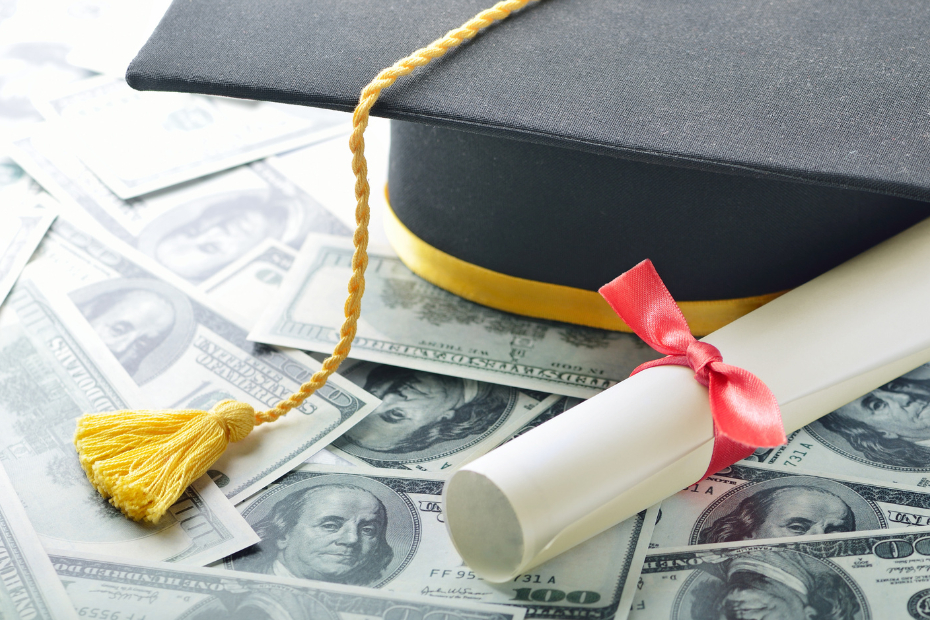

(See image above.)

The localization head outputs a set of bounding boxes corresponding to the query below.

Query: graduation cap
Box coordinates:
[73,0,930,528]
[124,0,930,336]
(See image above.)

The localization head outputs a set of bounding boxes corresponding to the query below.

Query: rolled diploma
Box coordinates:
[444,217,930,582]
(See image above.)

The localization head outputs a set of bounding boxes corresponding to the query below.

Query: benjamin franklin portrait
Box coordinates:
[674,549,862,620]
[228,474,418,588]
[135,183,348,284]
[808,364,930,469]
[694,477,880,545]
[334,363,516,459]
[70,278,196,385]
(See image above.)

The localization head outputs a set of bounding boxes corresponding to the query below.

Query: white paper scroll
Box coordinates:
[444,216,930,582]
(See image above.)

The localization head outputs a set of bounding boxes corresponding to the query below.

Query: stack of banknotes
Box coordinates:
[2,3,930,619]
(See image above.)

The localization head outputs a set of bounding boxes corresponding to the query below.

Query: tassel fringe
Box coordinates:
[74,400,255,523]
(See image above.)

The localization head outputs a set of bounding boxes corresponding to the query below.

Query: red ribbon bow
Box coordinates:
[599,260,786,478]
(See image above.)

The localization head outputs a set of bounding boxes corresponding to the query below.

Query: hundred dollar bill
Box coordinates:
[0,463,79,619]
[752,362,930,488]
[0,197,56,306]
[27,218,380,504]
[33,75,351,198]
[8,125,350,287]
[52,550,526,620]
[315,373,572,473]
[250,234,659,397]
[223,465,656,620]
[0,277,258,565]
[652,462,930,550]
[323,358,561,471]
[631,529,930,620]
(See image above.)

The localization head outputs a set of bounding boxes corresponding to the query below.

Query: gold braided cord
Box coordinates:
[254,0,537,425]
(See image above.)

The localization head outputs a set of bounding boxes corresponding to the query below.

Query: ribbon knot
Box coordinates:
[208,400,255,443]
[686,341,722,386]
[599,259,786,479]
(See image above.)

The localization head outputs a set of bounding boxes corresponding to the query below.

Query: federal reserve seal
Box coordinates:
[908,589,930,619]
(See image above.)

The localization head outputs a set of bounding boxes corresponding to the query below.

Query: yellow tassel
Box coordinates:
[73,400,255,524]
[71,0,535,524]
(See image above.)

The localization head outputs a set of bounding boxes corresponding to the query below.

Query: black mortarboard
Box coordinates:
[125,0,930,335]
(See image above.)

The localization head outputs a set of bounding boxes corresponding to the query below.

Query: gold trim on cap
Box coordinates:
[383,189,786,336]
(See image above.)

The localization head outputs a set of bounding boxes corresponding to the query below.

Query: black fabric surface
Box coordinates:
[128,0,930,201]
[390,122,930,300]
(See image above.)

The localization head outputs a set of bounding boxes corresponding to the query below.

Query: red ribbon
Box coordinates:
[599,259,786,479]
